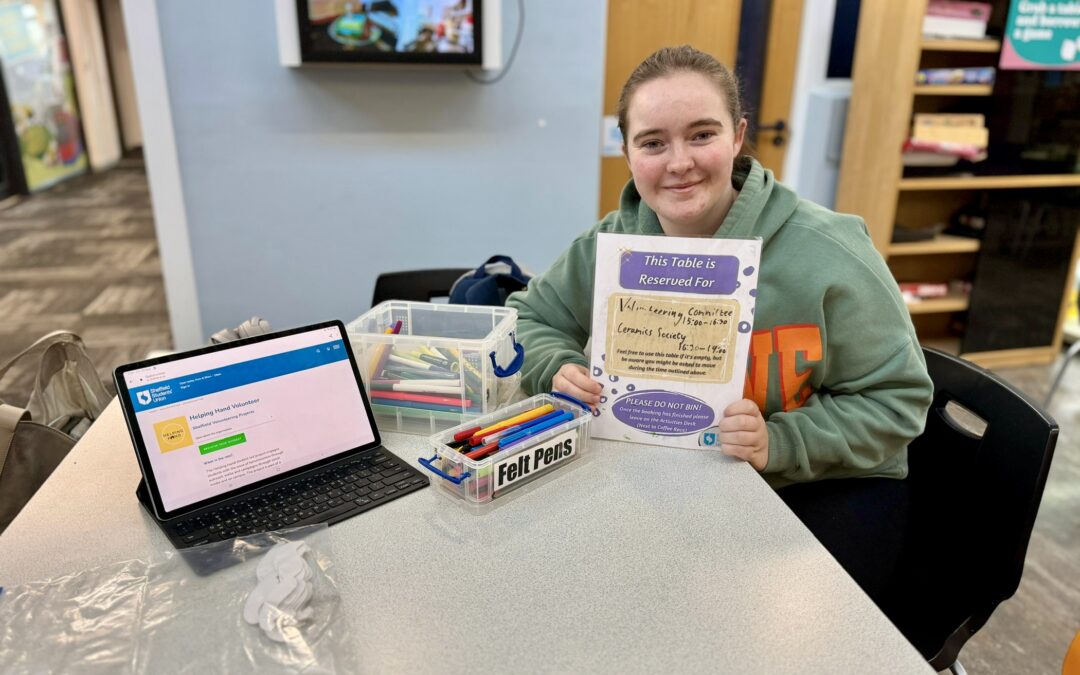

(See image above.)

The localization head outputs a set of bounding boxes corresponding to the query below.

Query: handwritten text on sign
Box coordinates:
[605,294,738,383]
[620,252,739,294]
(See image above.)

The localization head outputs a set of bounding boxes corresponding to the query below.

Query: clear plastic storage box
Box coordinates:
[419,393,593,504]
[346,301,524,434]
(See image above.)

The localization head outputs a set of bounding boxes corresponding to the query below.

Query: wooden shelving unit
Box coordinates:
[889,234,980,256]
[835,1,1079,368]
[906,293,970,315]
[899,174,1080,190]
[913,84,994,96]
[920,38,1002,52]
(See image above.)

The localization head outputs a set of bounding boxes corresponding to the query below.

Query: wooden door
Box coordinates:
[752,0,803,178]
[599,0,742,218]
[599,0,805,216]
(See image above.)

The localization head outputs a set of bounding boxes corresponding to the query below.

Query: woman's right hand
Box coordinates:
[552,363,603,408]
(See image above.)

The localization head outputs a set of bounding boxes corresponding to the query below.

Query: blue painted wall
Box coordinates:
[156,0,606,336]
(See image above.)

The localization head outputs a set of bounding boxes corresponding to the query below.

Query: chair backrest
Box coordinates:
[892,348,1058,670]
[371,268,471,308]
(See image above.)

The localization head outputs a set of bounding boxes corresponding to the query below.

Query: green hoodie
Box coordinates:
[506,157,933,487]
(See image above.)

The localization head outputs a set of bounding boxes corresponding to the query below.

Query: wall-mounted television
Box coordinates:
[282,0,488,67]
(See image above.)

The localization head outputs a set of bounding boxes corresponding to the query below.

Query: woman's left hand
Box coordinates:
[719,399,769,471]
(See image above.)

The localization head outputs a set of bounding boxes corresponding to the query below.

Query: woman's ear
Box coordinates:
[733,117,748,154]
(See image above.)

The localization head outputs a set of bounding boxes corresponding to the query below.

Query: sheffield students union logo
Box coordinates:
[136,391,152,406]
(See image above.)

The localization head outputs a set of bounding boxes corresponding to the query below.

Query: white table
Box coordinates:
[0,400,933,673]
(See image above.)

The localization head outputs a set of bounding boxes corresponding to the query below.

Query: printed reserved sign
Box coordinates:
[492,429,578,496]
[590,232,761,449]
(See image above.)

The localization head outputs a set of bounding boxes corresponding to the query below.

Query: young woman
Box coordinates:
[506,45,933,604]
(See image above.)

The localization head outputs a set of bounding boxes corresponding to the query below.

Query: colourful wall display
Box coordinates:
[0,0,87,191]
[1001,0,1080,70]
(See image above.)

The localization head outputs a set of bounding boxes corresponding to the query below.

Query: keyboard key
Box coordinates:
[355,497,371,507]
[342,491,357,501]
[381,470,413,485]
[327,498,342,507]
[395,480,412,490]
[314,504,329,513]
[368,491,385,501]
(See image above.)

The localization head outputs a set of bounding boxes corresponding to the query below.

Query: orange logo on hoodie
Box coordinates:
[744,325,823,412]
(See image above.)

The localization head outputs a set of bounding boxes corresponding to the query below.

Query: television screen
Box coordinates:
[296,0,482,65]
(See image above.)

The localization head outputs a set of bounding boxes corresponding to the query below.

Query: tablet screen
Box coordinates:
[120,324,376,513]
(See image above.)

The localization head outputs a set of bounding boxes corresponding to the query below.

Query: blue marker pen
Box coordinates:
[472,409,567,446]
[499,410,574,449]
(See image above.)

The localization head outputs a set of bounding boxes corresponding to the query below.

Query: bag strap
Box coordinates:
[0,403,31,475]
[0,330,81,381]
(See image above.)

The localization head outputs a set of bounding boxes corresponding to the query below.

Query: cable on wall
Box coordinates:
[466,0,525,85]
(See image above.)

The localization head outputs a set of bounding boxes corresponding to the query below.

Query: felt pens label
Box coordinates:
[492,429,577,495]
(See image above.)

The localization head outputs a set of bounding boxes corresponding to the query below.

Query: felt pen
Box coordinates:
[469,409,568,446]
[465,441,500,460]
[388,354,454,373]
[468,404,554,440]
[367,324,397,380]
[374,398,476,414]
[453,426,483,442]
[377,383,464,395]
[382,366,460,380]
[418,354,455,370]
[372,378,463,388]
[498,411,575,449]
[370,391,473,407]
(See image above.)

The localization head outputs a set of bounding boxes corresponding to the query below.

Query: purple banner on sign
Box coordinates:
[611,390,715,435]
[619,252,739,294]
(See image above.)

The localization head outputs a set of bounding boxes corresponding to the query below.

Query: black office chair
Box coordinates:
[370,268,470,307]
[887,348,1058,673]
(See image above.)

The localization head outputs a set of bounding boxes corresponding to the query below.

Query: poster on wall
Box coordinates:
[589,233,762,449]
[1000,0,1080,70]
[0,0,87,192]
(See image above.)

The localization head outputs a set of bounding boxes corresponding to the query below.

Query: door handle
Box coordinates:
[757,119,787,147]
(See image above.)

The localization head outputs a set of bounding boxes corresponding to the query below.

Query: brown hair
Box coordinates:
[616,45,744,143]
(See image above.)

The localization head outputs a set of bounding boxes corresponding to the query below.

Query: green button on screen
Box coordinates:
[199,433,246,455]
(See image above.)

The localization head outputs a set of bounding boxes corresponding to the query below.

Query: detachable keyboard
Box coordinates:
[167,448,427,548]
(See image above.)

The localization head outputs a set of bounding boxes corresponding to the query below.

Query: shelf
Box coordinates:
[920,38,1001,53]
[899,174,1080,191]
[920,336,962,355]
[889,234,980,256]
[913,84,994,96]
[906,293,970,314]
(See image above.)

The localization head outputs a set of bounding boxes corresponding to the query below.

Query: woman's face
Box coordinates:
[623,71,746,237]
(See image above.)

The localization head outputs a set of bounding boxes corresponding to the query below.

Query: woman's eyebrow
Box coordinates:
[686,118,725,130]
[631,127,664,143]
